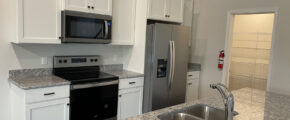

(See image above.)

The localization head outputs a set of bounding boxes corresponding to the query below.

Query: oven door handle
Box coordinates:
[71,80,118,90]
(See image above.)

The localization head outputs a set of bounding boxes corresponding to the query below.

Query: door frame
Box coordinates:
[221,8,279,91]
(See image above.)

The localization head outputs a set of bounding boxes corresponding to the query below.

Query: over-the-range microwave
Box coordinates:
[60,10,112,44]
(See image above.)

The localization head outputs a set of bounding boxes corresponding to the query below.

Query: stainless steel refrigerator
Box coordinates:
[143,23,190,113]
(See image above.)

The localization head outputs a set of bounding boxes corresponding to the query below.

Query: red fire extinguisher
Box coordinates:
[218,50,225,69]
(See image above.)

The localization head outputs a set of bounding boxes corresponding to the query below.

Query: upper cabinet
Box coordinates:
[64,0,112,15]
[64,0,89,13]
[111,0,136,45]
[147,0,184,23]
[14,0,62,44]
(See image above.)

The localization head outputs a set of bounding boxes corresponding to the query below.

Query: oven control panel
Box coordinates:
[53,56,101,68]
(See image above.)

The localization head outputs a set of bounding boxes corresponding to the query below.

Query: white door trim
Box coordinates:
[221,8,279,91]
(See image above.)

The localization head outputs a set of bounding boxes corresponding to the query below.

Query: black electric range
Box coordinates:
[53,56,119,120]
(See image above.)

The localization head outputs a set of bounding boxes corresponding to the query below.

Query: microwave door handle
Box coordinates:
[104,20,109,39]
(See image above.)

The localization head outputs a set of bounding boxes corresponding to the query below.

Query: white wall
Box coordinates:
[122,0,147,73]
[191,0,290,98]
[0,0,147,120]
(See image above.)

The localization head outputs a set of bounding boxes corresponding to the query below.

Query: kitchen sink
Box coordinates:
[158,104,225,120]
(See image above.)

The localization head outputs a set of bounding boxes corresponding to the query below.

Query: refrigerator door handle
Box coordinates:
[170,41,176,89]
[168,41,173,88]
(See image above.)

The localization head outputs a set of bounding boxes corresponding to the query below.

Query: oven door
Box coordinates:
[61,10,112,44]
[70,80,118,120]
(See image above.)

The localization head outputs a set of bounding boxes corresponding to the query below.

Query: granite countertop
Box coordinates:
[9,68,70,90]
[9,64,144,90]
[127,88,290,120]
[188,63,201,72]
[9,75,70,90]
[104,70,144,79]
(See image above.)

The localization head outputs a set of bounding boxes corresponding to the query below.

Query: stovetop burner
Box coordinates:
[53,56,119,84]
[56,71,118,84]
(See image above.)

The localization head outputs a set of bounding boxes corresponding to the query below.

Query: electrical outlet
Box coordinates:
[41,57,48,65]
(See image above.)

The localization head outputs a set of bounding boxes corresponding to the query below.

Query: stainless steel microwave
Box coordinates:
[61,10,112,44]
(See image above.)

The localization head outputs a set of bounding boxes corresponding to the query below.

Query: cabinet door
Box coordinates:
[118,87,143,120]
[64,0,90,13]
[92,0,112,15]
[26,98,69,120]
[168,0,184,23]
[186,79,199,102]
[111,0,136,45]
[17,0,62,44]
[147,0,167,21]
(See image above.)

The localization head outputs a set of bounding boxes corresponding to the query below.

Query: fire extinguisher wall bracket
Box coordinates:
[218,50,225,69]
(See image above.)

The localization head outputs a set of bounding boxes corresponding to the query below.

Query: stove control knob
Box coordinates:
[94,59,98,62]
[64,60,67,63]
[59,60,62,63]
[90,59,94,62]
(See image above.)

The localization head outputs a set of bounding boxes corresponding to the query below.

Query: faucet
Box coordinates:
[210,83,238,120]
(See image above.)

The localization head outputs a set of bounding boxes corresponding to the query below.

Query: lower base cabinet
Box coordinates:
[118,77,144,120]
[26,98,69,120]
[10,84,70,120]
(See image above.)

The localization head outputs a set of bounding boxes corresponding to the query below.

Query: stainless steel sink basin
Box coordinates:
[158,104,225,120]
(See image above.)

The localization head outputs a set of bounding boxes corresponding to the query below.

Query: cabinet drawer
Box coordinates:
[187,71,200,79]
[25,85,70,104]
[119,77,144,89]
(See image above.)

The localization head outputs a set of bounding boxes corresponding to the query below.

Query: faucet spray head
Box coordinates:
[210,84,217,89]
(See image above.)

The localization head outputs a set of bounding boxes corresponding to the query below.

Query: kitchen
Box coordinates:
[1,0,290,120]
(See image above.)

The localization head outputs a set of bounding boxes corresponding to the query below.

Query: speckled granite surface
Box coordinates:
[188,63,201,72]
[128,88,290,120]
[101,64,144,79]
[10,75,70,90]
[104,70,144,79]
[9,68,70,90]
[9,64,143,89]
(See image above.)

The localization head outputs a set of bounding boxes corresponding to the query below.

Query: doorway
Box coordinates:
[228,13,275,91]
[223,9,278,92]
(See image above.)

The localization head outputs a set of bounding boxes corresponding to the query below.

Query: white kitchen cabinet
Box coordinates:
[26,98,69,120]
[147,0,167,21]
[186,71,200,102]
[64,0,90,13]
[65,0,112,15]
[10,84,70,120]
[91,0,112,15]
[118,77,144,120]
[147,0,184,23]
[15,0,62,44]
[111,0,136,45]
[186,79,199,102]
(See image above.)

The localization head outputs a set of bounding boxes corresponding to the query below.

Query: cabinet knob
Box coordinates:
[92,6,94,9]
[119,95,122,97]
[188,83,192,85]
[88,6,91,9]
